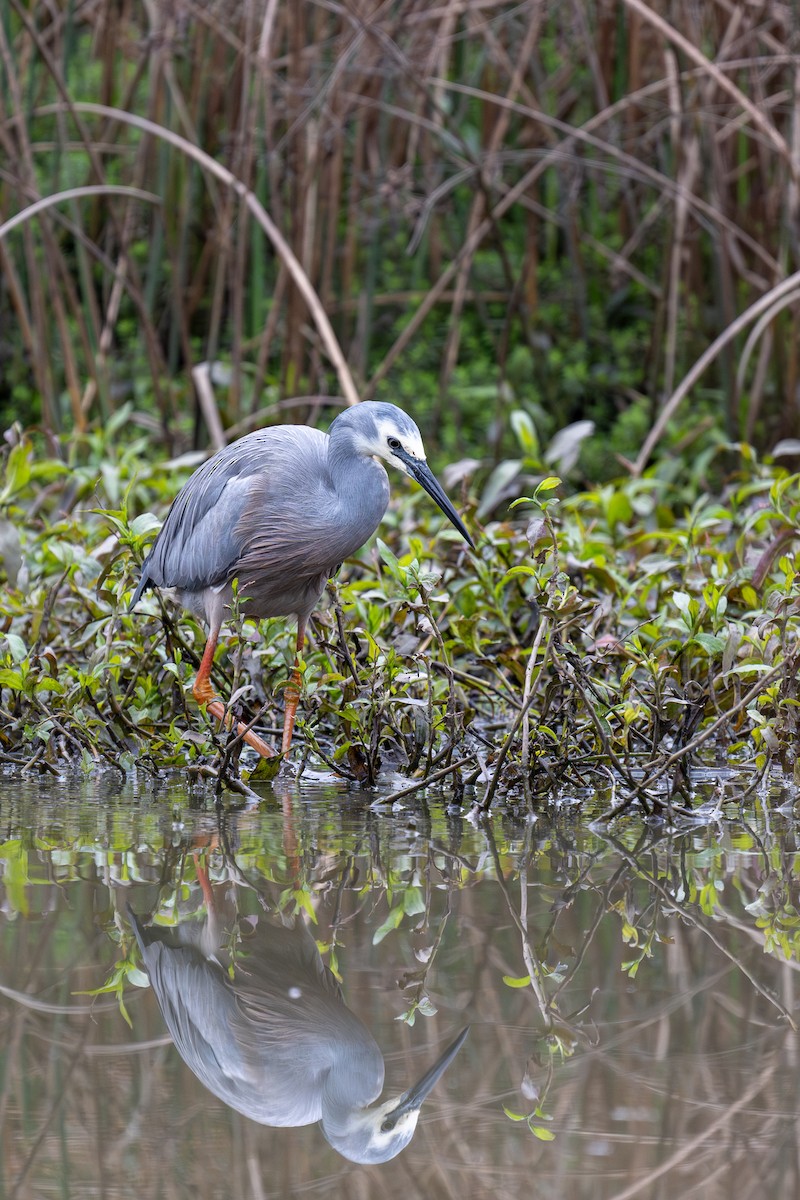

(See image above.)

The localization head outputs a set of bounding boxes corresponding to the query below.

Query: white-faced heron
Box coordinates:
[127,904,468,1164]
[130,401,473,757]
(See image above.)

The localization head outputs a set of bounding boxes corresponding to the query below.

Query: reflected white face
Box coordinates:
[321,1099,424,1161]
[354,415,427,477]
[378,1102,420,1139]
[336,1099,421,1164]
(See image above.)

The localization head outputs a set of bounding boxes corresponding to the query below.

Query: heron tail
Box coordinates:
[128,567,151,612]
[126,903,149,956]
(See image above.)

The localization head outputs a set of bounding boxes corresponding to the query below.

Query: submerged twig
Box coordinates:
[377,755,477,806]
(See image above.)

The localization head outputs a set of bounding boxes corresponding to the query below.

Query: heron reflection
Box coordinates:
[128,904,467,1164]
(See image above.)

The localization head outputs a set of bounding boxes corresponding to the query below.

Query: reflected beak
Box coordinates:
[397,451,474,549]
[383,1027,469,1128]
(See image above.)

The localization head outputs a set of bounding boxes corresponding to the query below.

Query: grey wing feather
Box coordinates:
[129,908,255,1097]
[232,916,345,1025]
[130,428,330,605]
[142,941,255,1088]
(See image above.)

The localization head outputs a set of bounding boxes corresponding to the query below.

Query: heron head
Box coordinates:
[334,402,474,549]
[333,401,427,473]
[320,1027,469,1164]
[368,406,429,479]
[321,1096,422,1165]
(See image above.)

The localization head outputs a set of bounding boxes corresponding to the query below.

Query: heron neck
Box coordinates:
[318,1024,385,1130]
[327,426,390,539]
[319,1086,376,1144]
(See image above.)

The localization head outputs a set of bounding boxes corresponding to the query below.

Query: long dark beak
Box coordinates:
[382,1027,469,1130]
[400,453,474,549]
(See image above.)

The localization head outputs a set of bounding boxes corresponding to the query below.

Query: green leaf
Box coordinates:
[621,921,638,945]
[502,974,531,988]
[477,460,522,520]
[510,409,539,457]
[372,905,404,944]
[3,633,27,663]
[402,887,426,916]
[689,633,726,655]
[291,889,318,923]
[35,678,65,694]
[247,754,283,783]
[0,841,30,915]
[672,590,692,615]
[130,512,162,537]
[376,538,399,568]
[0,442,31,504]
[606,490,632,529]
[535,476,561,496]
[501,565,538,583]
[530,1125,556,1141]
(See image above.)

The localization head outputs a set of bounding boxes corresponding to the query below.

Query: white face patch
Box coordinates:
[355,416,426,473]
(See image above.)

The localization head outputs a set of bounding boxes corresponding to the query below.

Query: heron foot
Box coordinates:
[204,699,276,758]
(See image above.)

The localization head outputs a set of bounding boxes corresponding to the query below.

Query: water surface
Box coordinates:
[0,772,798,1198]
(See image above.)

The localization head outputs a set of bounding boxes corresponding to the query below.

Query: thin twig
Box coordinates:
[377,755,476,806]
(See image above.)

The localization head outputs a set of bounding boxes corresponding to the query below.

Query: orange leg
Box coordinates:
[192,627,276,759]
[281,619,306,756]
[192,854,215,908]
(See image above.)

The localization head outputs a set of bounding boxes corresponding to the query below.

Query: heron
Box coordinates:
[127,904,468,1164]
[129,402,473,757]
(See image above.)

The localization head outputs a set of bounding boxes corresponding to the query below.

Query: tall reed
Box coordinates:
[0,0,796,465]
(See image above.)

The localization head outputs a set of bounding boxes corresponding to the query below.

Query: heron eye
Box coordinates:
[381,1117,396,1132]
[387,437,402,451]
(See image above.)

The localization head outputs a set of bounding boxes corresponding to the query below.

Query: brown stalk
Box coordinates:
[633,270,800,474]
[363,71,781,402]
[46,100,358,407]
[622,0,796,177]
[437,5,543,395]
[228,2,261,417]
[662,128,699,403]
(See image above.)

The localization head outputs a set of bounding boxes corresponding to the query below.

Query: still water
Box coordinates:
[0,771,798,1199]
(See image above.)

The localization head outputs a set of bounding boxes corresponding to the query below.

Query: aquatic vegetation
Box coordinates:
[2,415,800,815]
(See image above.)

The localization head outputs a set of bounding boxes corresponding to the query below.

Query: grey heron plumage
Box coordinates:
[127,904,468,1164]
[130,402,473,757]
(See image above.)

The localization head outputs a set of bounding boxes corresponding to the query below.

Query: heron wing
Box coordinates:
[137,938,260,1095]
[231,915,345,1022]
[131,909,385,1125]
[228,919,386,1113]
[134,427,332,596]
